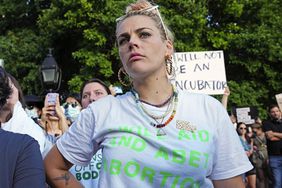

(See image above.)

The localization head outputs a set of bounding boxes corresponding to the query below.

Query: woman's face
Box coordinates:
[252,127,261,135]
[81,82,108,109]
[116,15,173,79]
[238,124,247,135]
[66,97,81,107]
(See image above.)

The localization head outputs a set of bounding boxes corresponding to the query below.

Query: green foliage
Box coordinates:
[227,81,269,118]
[160,0,208,51]
[36,0,132,93]
[0,0,39,34]
[207,0,282,117]
[0,29,44,94]
[0,0,281,118]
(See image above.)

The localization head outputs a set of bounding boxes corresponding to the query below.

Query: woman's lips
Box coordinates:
[129,53,144,62]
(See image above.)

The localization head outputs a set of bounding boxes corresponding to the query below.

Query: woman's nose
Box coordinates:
[89,97,95,103]
[89,93,98,103]
[128,35,139,50]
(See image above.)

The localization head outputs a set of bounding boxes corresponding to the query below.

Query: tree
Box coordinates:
[207,0,282,117]
[37,0,133,93]
[0,0,281,118]
[0,0,44,95]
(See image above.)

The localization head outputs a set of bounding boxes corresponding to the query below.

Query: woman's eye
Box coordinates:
[96,92,103,96]
[82,94,89,99]
[118,37,129,46]
[139,32,151,38]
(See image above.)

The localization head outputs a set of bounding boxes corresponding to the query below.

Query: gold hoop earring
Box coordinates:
[118,67,132,86]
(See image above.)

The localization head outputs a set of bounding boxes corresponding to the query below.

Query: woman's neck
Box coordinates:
[132,75,173,105]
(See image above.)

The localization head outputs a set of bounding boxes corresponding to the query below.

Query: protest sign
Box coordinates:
[275,93,282,111]
[235,107,258,125]
[173,50,227,95]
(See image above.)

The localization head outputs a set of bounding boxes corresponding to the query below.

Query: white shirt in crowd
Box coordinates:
[2,101,46,153]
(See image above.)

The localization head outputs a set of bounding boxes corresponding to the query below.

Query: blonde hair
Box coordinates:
[116,0,174,43]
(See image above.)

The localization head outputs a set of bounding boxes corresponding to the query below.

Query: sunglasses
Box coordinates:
[26,105,35,110]
[116,5,168,40]
[239,127,247,130]
[63,102,78,109]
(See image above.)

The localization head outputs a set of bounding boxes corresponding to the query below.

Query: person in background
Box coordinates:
[251,123,269,188]
[229,113,238,129]
[255,117,263,125]
[24,94,44,124]
[1,72,46,154]
[61,94,82,126]
[220,86,238,129]
[221,86,230,109]
[262,104,282,188]
[237,122,256,188]
[0,67,45,188]
[40,93,69,158]
[109,85,123,96]
[45,1,252,187]
[7,73,25,105]
[80,78,111,109]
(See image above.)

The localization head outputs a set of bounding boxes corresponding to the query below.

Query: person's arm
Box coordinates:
[265,131,282,140]
[42,95,69,135]
[221,86,230,109]
[54,96,69,133]
[213,175,245,188]
[44,145,83,188]
[14,138,45,188]
[272,131,282,139]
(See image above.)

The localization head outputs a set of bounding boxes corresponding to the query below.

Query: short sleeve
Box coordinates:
[56,106,97,166]
[210,103,253,180]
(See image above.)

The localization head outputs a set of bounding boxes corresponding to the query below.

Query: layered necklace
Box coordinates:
[131,85,178,136]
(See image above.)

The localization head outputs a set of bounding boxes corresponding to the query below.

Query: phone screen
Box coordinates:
[45,93,59,115]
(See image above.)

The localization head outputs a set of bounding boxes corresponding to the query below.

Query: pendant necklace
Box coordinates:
[131,85,178,136]
[151,98,173,136]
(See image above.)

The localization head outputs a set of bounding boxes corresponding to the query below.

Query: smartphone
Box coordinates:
[45,93,59,115]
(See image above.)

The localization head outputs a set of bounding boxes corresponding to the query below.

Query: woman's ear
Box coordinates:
[165,39,174,55]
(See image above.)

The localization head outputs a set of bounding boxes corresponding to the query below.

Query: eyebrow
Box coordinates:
[93,89,105,92]
[83,89,104,95]
[117,27,154,39]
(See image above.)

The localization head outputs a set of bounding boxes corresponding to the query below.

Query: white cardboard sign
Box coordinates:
[236,107,255,125]
[275,93,282,111]
[173,50,227,95]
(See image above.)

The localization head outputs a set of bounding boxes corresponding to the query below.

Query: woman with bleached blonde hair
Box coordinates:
[44,1,252,187]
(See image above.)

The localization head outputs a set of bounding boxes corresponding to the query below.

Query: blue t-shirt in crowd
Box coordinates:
[0,128,45,188]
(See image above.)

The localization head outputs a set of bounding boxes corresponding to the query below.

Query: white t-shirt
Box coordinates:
[2,101,46,153]
[57,91,252,187]
[69,149,102,188]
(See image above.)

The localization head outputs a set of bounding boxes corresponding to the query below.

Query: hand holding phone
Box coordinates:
[45,93,59,116]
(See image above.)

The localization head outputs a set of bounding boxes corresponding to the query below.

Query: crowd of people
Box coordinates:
[222,87,282,188]
[0,0,281,188]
